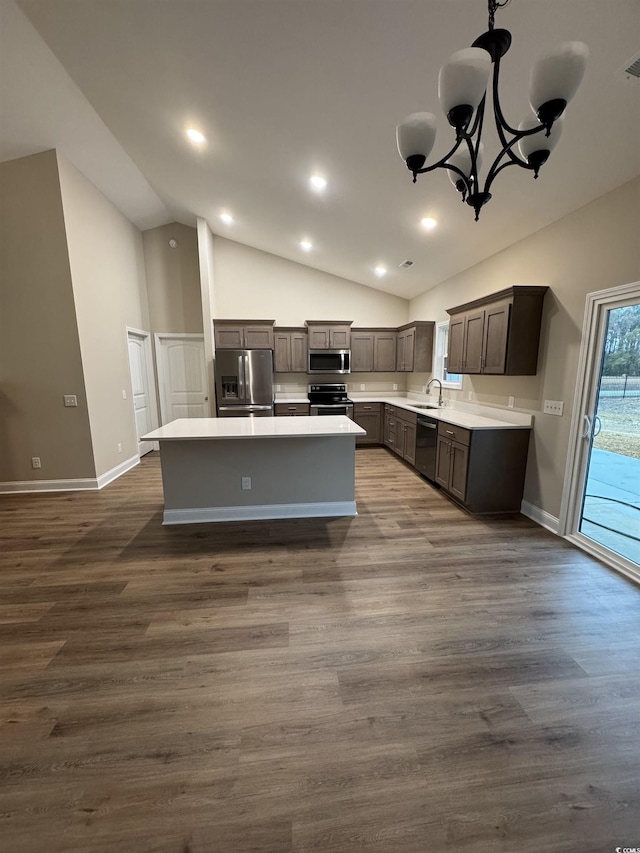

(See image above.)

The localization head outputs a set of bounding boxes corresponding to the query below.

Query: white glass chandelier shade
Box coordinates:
[438,47,492,116]
[447,142,484,187]
[396,112,438,162]
[517,115,563,161]
[529,41,589,115]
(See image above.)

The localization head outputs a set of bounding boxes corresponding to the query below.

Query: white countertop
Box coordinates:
[142,416,365,441]
[274,393,532,430]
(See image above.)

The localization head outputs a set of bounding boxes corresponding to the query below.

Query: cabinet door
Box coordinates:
[463,310,485,373]
[374,333,397,372]
[215,325,244,349]
[330,326,351,348]
[449,440,469,501]
[394,422,405,457]
[354,410,381,445]
[290,332,308,372]
[482,301,511,374]
[403,328,415,372]
[396,331,405,371]
[244,325,274,349]
[274,333,291,372]
[403,421,417,466]
[351,333,374,372]
[435,436,451,488]
[448,316,465,373]
[308,326,331,349]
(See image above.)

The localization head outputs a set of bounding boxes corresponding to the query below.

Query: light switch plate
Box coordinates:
[63,394,77,407]
[241,476,252,490]
[544,399,564,416]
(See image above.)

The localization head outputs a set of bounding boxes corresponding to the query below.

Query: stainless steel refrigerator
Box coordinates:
[215,349,274,417]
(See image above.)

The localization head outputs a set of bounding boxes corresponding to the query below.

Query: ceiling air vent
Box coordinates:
[621,50,640,79]
[399,260,414,269]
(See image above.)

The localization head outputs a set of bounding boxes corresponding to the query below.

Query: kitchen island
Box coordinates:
[142,415,365,524]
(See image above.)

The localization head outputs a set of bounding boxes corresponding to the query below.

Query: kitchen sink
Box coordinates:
[412,404,438,410]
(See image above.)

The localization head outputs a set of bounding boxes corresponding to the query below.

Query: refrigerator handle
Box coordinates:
[244,351,251,404]
[238,351,246,403]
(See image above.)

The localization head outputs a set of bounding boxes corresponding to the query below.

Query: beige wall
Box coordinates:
[57,153,150,477]
[142,223,202,334]
[211,237,409,327]
[0,150,95,483]
[409,177,640,519]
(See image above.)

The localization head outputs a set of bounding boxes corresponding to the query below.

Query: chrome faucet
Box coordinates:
[426,378,443,407]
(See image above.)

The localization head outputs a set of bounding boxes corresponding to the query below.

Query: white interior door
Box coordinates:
[155,334,210,424]
[127,328,158,457]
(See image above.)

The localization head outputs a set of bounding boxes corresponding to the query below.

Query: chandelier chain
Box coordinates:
[487,0,512,30]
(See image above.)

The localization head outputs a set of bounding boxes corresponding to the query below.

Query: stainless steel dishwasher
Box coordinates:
[415,415,438,482]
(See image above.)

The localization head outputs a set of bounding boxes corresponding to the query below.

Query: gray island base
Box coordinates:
[142,416,366,524]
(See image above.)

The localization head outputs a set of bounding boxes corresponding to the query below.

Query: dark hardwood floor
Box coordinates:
[1,448,639,853]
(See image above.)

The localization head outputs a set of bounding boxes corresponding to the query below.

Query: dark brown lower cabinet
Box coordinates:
[435,421,531,514]
[353,403,382,445]
[383,404,416,464]
[274,403,309,416]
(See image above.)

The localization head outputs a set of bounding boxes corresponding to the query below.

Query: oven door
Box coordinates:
[310,403,354,418]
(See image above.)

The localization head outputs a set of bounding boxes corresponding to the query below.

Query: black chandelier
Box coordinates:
[396,0,588,220]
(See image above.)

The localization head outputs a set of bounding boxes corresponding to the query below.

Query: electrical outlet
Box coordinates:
[31,456,41,469]
[276,384,281,392]
[360,383,365,391]
[467,391,473,400]
[241,476,252,490]
[122,390,127,400]
[63,394,77,407]
[393,384,398,391]
[117,443,123,453]
[508,396,515,408]
[544,399,564,416]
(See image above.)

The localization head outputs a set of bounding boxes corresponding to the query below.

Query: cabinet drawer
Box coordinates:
[438,421,471,446]
[395,408,417,426]
[354,402,381,415]
[275,403,309,416]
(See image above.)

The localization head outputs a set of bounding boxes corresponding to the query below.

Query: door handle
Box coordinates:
[593,415,602,437]
[582,414,592,439]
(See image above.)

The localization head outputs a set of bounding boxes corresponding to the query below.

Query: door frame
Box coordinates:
[154,332,210,424]
[559,280,640,585]
[126,327,159,456]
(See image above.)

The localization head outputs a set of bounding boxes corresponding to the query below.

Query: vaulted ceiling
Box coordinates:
[2,0,639,298]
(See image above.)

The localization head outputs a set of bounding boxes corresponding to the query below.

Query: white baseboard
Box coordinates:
[96,455,139,489]
[0,454,139,495]
[0,477,98,494]
[163,500,358,525]
[520,500,560,534]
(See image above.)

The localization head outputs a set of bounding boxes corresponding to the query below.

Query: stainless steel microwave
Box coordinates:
[308,349,351,374]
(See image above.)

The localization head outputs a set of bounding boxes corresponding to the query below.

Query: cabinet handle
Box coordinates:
[445,429,454,436]
[287,407,297,411]
[363,406,372,410]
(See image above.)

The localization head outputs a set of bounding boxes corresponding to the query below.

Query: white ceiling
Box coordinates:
[2,0,639,299]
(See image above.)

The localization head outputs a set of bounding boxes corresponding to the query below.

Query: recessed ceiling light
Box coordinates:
[300,239,313,252]
[219,212,234,225]
[375,265,387,277]
[420,217,438,230]
[186,128,206,144]
[309,175,327,192]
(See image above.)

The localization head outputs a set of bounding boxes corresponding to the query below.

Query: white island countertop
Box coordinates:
[142,415,365,442]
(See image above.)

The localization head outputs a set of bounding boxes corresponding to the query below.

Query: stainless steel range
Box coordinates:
[308,383,354,418]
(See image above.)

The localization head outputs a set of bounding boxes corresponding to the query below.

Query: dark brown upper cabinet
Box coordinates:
[305,321,352,350]
[446,286,548,375]
[214,320,275,350]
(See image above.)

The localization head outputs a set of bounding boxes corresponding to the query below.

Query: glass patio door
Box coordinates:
[562,283,640,580]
